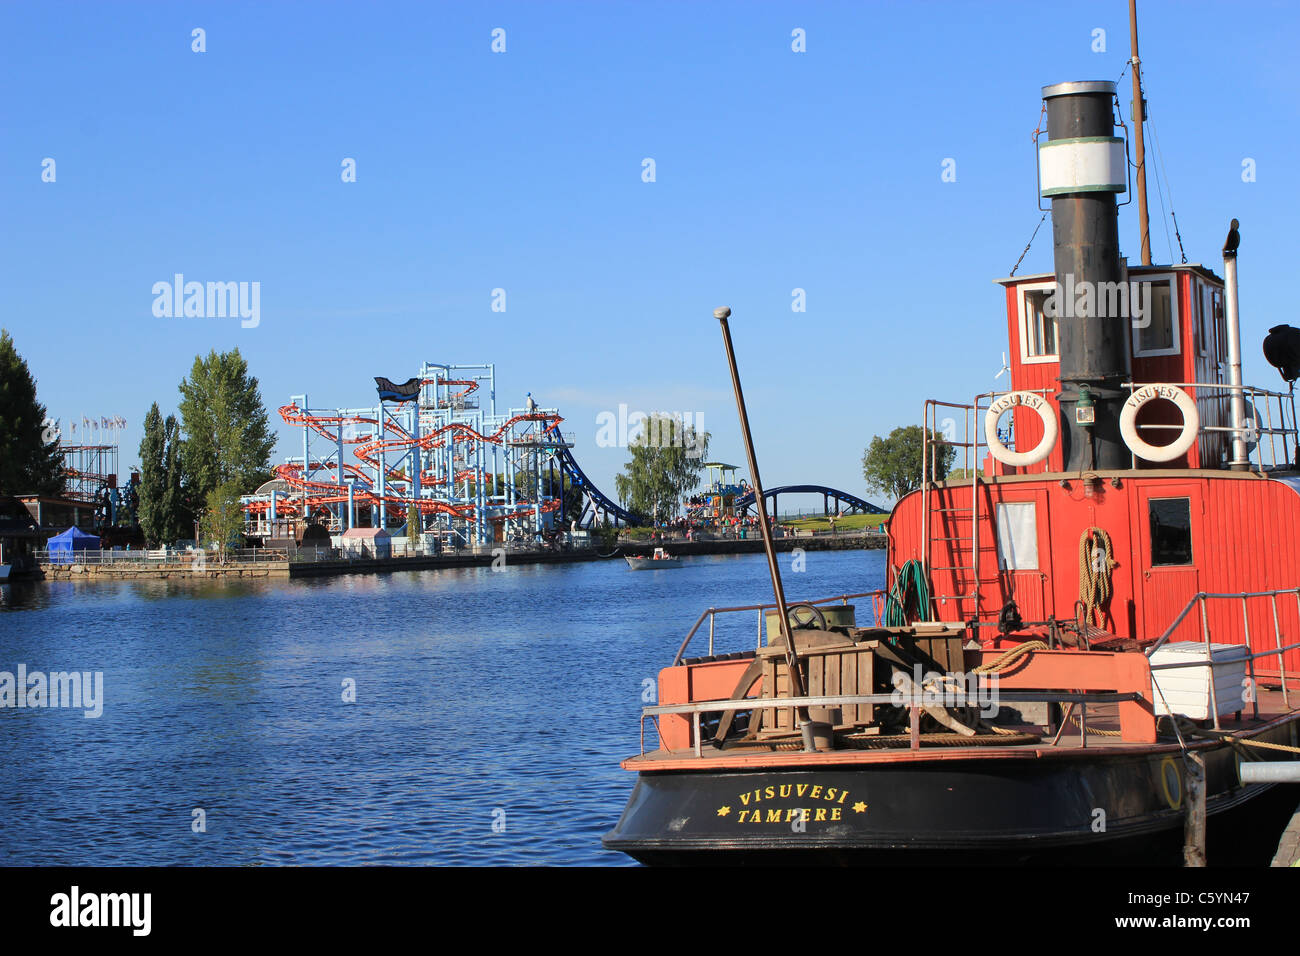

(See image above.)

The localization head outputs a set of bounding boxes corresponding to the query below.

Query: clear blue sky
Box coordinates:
[3,1,1298,506]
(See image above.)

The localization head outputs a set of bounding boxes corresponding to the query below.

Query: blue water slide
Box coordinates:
[734,484,887,515]
[554,436,644,526]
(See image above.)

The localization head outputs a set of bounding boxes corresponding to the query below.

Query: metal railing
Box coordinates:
[640,689,1144,757]
[918,381,1300,622]
[921,391,1058,621]
[672,590,882,665]
[36,548,289,566]
[1119,380,1298,471]
[656,587,1300,756]
[1146,588,1300,729]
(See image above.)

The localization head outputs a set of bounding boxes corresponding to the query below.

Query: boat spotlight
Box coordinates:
[1262,324,1300,384]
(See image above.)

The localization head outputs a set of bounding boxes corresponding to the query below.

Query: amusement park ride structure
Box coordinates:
[246,366,882,544]
[244,363,611,545]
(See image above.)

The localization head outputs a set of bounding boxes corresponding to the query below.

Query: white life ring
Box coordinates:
[984,391,1058,467]
[1119,384,1200,462]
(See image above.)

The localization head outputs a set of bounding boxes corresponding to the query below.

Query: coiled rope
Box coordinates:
[1077,527,1117,628]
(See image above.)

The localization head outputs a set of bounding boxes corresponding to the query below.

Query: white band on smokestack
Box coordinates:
[1039,137,1126,196]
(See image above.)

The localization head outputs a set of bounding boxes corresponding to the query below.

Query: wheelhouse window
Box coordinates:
[996,501,1039,570]
[1213,288,1225,360]
[1133,276,1178,357]
[1149,497,1192,566]
[1020,286,1058,363]
[1196,283,1212,357]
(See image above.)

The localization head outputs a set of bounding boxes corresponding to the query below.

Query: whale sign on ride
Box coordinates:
[374,376,422,402]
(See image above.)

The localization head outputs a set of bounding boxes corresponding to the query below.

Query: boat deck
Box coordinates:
[624,689,1300,771]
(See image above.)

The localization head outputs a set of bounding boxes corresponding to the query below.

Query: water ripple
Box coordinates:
[0,550,883,864]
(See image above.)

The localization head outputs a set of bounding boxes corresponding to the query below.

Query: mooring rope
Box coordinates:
[973,640,1049,674]
[1167,715,1300,755]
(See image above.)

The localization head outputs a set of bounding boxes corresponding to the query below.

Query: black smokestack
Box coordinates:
[1040,81,1130,470]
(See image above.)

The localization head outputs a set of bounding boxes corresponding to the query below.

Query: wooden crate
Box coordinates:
[855,623,967,673]
[759,641,875,733]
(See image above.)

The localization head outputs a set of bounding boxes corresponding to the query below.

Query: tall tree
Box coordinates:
[177,349,275,505]
[614,414,710,523]
[161,414,189,542]
[138,404,190,545]
[137,404,167,545]
[862,425,955,502]
[0,329,64,496]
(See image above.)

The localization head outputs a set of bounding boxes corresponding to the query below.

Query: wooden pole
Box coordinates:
[1129,0,1152,265]
[1183,752,1207,866]
[714,307,813,748]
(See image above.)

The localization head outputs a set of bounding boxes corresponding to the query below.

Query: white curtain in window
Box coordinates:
[996,502,1038,570]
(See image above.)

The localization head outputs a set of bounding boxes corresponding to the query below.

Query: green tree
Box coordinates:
[614,414,710,523]
[862,425,955,501]
[138,404,192,545]
[0,329,64,496]
[137,404,167,545]
[407,503,420,544]
[178,349,275,505]
[161,414,189,543]
[198,480,246,562]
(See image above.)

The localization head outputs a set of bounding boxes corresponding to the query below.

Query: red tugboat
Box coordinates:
[603,71,1300,864]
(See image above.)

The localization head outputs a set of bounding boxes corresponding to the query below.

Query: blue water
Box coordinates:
[0,549,884,865]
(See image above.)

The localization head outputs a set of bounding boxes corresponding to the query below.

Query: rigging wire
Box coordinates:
[1147,110,1187,262]
[1145,116,1175,264]
[1009,212,1048,277]
[1009,101,1052,278]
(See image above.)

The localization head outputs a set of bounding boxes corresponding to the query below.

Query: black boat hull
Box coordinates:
[603,720,1300,865]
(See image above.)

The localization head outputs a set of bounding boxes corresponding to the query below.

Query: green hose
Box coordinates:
[883,559,931,628]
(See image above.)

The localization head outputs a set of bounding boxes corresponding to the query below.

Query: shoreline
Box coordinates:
[29,531,885,581]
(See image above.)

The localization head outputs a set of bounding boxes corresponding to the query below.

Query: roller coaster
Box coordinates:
[244,363,642,545]
[735,484,887,518]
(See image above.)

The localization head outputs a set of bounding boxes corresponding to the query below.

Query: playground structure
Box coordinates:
[244,363,642,546]
[683,462,751,523]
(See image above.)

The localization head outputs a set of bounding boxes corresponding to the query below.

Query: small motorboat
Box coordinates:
[625,547,681,570]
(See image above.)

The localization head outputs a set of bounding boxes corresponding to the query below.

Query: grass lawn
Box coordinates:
[783,513,888,532]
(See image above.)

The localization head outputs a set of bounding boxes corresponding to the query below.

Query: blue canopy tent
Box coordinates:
[47,526,100,565]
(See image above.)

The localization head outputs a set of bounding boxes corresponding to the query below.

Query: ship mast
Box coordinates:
[1129,0,1152,265]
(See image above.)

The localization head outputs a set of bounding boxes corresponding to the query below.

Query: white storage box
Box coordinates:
[1149,642,1249,720]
